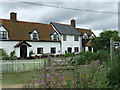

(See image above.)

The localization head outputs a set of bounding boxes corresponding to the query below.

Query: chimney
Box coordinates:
[10,12,17,21]
[71,19,76,27]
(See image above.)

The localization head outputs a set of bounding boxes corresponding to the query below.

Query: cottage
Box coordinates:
[0,12,95,58]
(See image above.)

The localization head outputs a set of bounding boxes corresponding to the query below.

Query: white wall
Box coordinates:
[61,35,82,54]
[0,41,60,57]
[27,41,61,55]
[0,41,17,55]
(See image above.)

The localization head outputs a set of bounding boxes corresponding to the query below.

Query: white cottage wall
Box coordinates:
[27,41,61,55]
[0,41,18,55]
[61,35,82,54]
[0,41,61,57]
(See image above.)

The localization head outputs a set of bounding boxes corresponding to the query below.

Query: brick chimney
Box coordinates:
[71,19,76,27]
[10,12,17,21]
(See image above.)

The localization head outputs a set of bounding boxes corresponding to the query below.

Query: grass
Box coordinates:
[2,71,40,85]
[2,70,74,86]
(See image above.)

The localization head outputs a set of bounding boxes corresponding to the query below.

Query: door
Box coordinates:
[20,45,27,58]
[68,47,72,53]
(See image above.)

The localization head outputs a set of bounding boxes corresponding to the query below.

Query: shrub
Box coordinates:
[97,50,110,62]
[29,50,33,57]
[10,50,16,60]
[76,50,110,65]
[107,60,120,88]
[115,49,120,61]
[63,53,74,57]
[74,65,110,88]
[2,54,10,60]
[0,49,7,57]
[0,49,10,60]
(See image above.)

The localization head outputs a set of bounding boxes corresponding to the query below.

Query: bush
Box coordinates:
[97,50,110,62]
[2,55,10,60]
[115,49,120,61]
[74,65,110,88]
[0,49,7,57]
[0,49,10,60]
[107,60,120,88]
[76,51,109,65]
[63,53,74,57]
[10,50,16,60]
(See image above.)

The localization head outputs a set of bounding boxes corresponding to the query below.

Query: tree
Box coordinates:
[91,30,120,51]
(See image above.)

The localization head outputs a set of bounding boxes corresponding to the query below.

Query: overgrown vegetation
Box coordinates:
[76,50,109,65]
[63,53,74,57]
[91,30,120,51]
[0,49,16,60]
[0,49,10,60]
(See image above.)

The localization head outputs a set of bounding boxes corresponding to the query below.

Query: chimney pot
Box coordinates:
[10,12,17,21]
[71,19,76,27]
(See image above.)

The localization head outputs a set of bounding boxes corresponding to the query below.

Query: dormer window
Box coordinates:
[29,29,39,41]
[33,32,38,41]
[90,34,95,39]
[0,26,8,40]
[83,33,88,39]
[0,31,7,39]
[53,34,57,40]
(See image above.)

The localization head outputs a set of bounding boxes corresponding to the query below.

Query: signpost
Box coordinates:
[110,37,114,63]
[113,42,120,47]
[110,38,120,63]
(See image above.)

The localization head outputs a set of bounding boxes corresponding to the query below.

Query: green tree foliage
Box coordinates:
[91,30,120,51]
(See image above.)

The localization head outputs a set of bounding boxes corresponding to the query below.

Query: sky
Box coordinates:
[0,0,119,36]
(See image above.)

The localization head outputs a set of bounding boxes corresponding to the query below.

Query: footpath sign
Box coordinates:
[113,42,120,47]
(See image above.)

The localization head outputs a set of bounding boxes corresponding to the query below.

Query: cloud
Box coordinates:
[0,2,118,36]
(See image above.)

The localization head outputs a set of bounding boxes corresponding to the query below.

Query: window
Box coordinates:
[74,47,79,52]
[83,33,88,39]
[37,48,43,54]
[74,36,79,41]
[63,35,66,41]
[0,31,7,39]
[32,33,38,41]
[68,47,72,53]
[53,34,57,40]
[90,34,95,39]
[51,48,56,54]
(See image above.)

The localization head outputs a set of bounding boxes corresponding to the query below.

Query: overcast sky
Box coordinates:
[0,1,118,36]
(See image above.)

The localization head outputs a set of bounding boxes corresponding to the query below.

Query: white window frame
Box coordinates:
[63,35,66,41]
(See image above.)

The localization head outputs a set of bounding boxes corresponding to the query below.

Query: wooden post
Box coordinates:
[110,37,114,63]
[43,59,47,86]
[47,54,51,67]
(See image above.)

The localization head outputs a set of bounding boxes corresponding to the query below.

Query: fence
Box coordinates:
[1,59,45,73]
[1,57,78,73]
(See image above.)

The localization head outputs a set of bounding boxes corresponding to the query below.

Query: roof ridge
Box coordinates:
[51,22,71,26]
[76,27,91,31]
[0,19,50,25]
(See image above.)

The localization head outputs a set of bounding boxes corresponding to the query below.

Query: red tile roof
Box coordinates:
[14,41,32,47]
[76,28,95,36]
[1,19,54,41]
[1,19,95,41]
